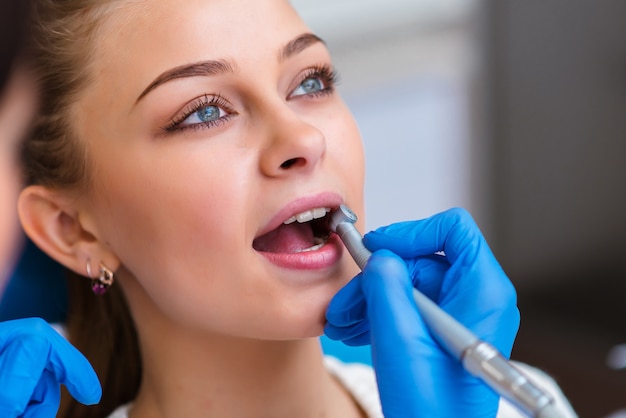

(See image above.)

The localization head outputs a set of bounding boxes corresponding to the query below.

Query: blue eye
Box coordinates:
[289,65,338,99]
[292,77,325,97]
[164,94,235,134]
[181,104,225,126]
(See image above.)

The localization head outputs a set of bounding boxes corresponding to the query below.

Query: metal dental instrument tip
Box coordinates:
[328,204,562,418]
[328,205,371,269]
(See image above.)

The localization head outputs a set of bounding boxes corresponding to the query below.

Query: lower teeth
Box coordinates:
[294,237,326,253]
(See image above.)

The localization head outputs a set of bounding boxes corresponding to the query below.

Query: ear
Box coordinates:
[17,185,120,278]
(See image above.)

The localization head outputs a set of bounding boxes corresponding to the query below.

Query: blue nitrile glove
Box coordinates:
[0,317,101,417]
[325,208,520,418]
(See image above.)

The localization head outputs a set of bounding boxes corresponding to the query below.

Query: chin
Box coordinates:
[261,298,331,341]
[299,312,328,339]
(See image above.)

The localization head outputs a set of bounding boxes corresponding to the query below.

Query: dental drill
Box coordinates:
[328,205,564,418]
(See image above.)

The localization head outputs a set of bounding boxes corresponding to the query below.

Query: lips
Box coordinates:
[252,194,345,270]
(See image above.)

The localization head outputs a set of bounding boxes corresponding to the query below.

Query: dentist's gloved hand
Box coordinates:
[325,208,520,418]
[0,317,101,417]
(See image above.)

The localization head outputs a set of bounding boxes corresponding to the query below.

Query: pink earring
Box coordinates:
[87,260,114,295]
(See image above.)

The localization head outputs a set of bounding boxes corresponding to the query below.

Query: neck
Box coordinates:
[131,328,359,418]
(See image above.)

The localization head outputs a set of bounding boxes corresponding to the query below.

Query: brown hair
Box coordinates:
[23,1,141,416]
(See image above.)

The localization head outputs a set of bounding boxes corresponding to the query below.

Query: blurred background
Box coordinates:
[293,0,626,416]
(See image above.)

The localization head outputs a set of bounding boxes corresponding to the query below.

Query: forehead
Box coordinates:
[83,0,311,110]
[98,0,309,73]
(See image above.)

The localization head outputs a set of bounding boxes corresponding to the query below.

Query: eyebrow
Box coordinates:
[136,33,325,103]
[136,60,234,103]
[279,33,325,62]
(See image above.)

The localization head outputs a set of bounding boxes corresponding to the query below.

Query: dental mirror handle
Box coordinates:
[330,205,563,418]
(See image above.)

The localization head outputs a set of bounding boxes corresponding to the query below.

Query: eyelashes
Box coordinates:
[163,94,235,134]
[289,64,339,99]
[161,64,340,135]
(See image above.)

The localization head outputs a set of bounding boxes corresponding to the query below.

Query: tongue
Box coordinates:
[253,222,316,253]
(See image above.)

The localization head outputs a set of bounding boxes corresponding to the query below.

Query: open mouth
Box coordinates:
[252,207,333,254]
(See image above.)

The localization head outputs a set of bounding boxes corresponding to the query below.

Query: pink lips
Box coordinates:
[254,192,344,270]
[258,234,344,270]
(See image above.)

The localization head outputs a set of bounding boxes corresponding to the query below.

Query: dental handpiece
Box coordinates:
[329,205,564,418]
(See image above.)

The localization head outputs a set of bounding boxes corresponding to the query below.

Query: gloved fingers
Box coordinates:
[325,256,449,332]
[362,208,514,309]
[362,207,513,306]
[21,370,60,418]
[323,317,370,344]
[363,207,496,267]
[436,259,519,356]
[325,273,365,328]
[324,254,452,349]
[0,327,51,415]
[404,254,449,302]
[436,268,518,360]
[42,328,102,405]
[0,318,101,408]
[324,273,371,344]
[360,251,433,362]
[335,329,371,347]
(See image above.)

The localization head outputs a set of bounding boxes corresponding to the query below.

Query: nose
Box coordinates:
[258,102,326,177]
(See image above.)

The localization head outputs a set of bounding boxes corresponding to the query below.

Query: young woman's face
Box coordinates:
[0,71,35,284]
[75,0,365,338]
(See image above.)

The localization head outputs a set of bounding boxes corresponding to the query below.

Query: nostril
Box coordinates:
[280,157,304,169]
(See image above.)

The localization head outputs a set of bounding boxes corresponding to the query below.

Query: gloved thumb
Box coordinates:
[360,250,443,417]
[361,250,429,357]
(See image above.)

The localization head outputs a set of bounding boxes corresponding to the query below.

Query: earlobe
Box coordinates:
[17,185,119,277]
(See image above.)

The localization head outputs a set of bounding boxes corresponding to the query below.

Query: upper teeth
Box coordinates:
[284,207,330,224]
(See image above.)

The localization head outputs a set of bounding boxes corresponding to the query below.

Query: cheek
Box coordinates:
[96,149,249,272]
[326,106,366,199]
[91,145,256,316]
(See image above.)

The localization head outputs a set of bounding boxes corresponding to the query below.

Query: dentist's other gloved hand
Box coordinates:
[0,317,101,417]
[325,208,520,418]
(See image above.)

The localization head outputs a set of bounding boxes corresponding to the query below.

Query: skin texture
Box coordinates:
[19,0,367,416]
[0,70,35,284]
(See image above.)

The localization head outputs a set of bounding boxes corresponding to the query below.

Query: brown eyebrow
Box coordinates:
[136,60,234,103]
[279,33,325,62]
[136,33,325,103]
